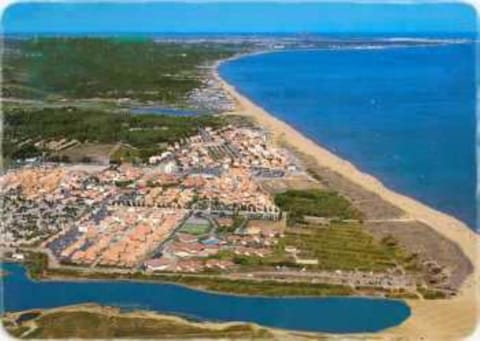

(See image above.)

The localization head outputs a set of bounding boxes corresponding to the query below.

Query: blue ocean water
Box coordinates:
[1,263,410,333]
[220,43,476,229]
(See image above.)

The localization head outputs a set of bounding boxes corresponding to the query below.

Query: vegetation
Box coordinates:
[110,145,142,164]
[284,224,415,272]
[274,189,362,225]
[204,241,293,269]
[272,190,418,274]
[7,310,271,339]
[23,248,411,297]
[4,107,225,148]
[417,286,447,299]
[114,180,134,188]
[9,143,41,160]
[217,215,247,234]
[3,38,236,102]
[386,291,419,299]
[42,266,353,297]
[183,278,354,296]
[2,37,239,164]
[306,168,323,182]
[23,252,49,280]
[4,325,30,338]
[3,106,226,162]
[231,255,294,268]
[179,223,211,236]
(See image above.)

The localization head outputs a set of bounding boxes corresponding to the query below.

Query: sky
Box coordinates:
[1,1,477,36]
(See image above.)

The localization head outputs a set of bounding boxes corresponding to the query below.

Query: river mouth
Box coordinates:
[2,262,411,334]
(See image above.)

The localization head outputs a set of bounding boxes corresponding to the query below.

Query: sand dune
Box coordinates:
[215,58,479,339]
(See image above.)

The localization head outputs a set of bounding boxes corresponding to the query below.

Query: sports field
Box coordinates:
[179,223,211,235]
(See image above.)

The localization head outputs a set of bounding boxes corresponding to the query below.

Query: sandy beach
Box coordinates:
[215,56,479,339]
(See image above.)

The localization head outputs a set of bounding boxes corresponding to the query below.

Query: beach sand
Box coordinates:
[215,60,479,339]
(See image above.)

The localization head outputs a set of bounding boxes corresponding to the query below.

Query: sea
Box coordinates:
[1,262,410,334]
[219,41,477,229]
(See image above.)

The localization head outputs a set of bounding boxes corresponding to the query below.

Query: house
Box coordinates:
[177,233,198,244]
[145,258,172,271]
[260,227,279,238]
[284,246,298,254]
[12,253,24,261]
[295,258,318,265]
[244,226,261,235]
[205,259,235,271]
[170,242,204,258]
[174,259,204,272]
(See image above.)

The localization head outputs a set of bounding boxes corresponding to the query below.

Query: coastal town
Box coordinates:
[2,31,478,340]
[1,36,469,301]
[1,124,287,269]
[2,120,425,295]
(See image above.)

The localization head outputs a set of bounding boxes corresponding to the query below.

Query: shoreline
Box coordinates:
[3,263,412,337]
[214,54,479,339]
[3,261,399,301]
[3,303,279,339]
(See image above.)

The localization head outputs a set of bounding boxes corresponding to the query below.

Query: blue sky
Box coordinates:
[1,1,477,36]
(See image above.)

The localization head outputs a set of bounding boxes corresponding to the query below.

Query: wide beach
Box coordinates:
[215,55,479,339]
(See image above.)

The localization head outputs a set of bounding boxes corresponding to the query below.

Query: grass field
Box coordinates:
[57,143,116,164]
[274,189,363,225]
[179,223,211,235]
[6,309,272,339]
[183,278,354,296]
[284,223,415,272]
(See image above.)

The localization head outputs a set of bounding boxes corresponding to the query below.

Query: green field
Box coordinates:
[37,264,354,297]
[272,189,418,273]
[274,189,363,225]
[6,309,272,339]
[284,223,416,272]
[23,252,49,280]
[179,223,211,235]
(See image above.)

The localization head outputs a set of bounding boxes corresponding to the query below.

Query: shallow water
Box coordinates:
[131,106,200,116]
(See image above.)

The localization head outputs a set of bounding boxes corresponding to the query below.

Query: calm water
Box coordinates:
[1,263,411,333]
[131,106,200,116]
[220,43,476,229]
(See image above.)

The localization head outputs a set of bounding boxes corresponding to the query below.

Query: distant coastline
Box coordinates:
[2,262,411,335]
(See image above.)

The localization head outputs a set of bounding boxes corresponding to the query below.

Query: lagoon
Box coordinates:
[130,106,200,116]
[1,263,410,334]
